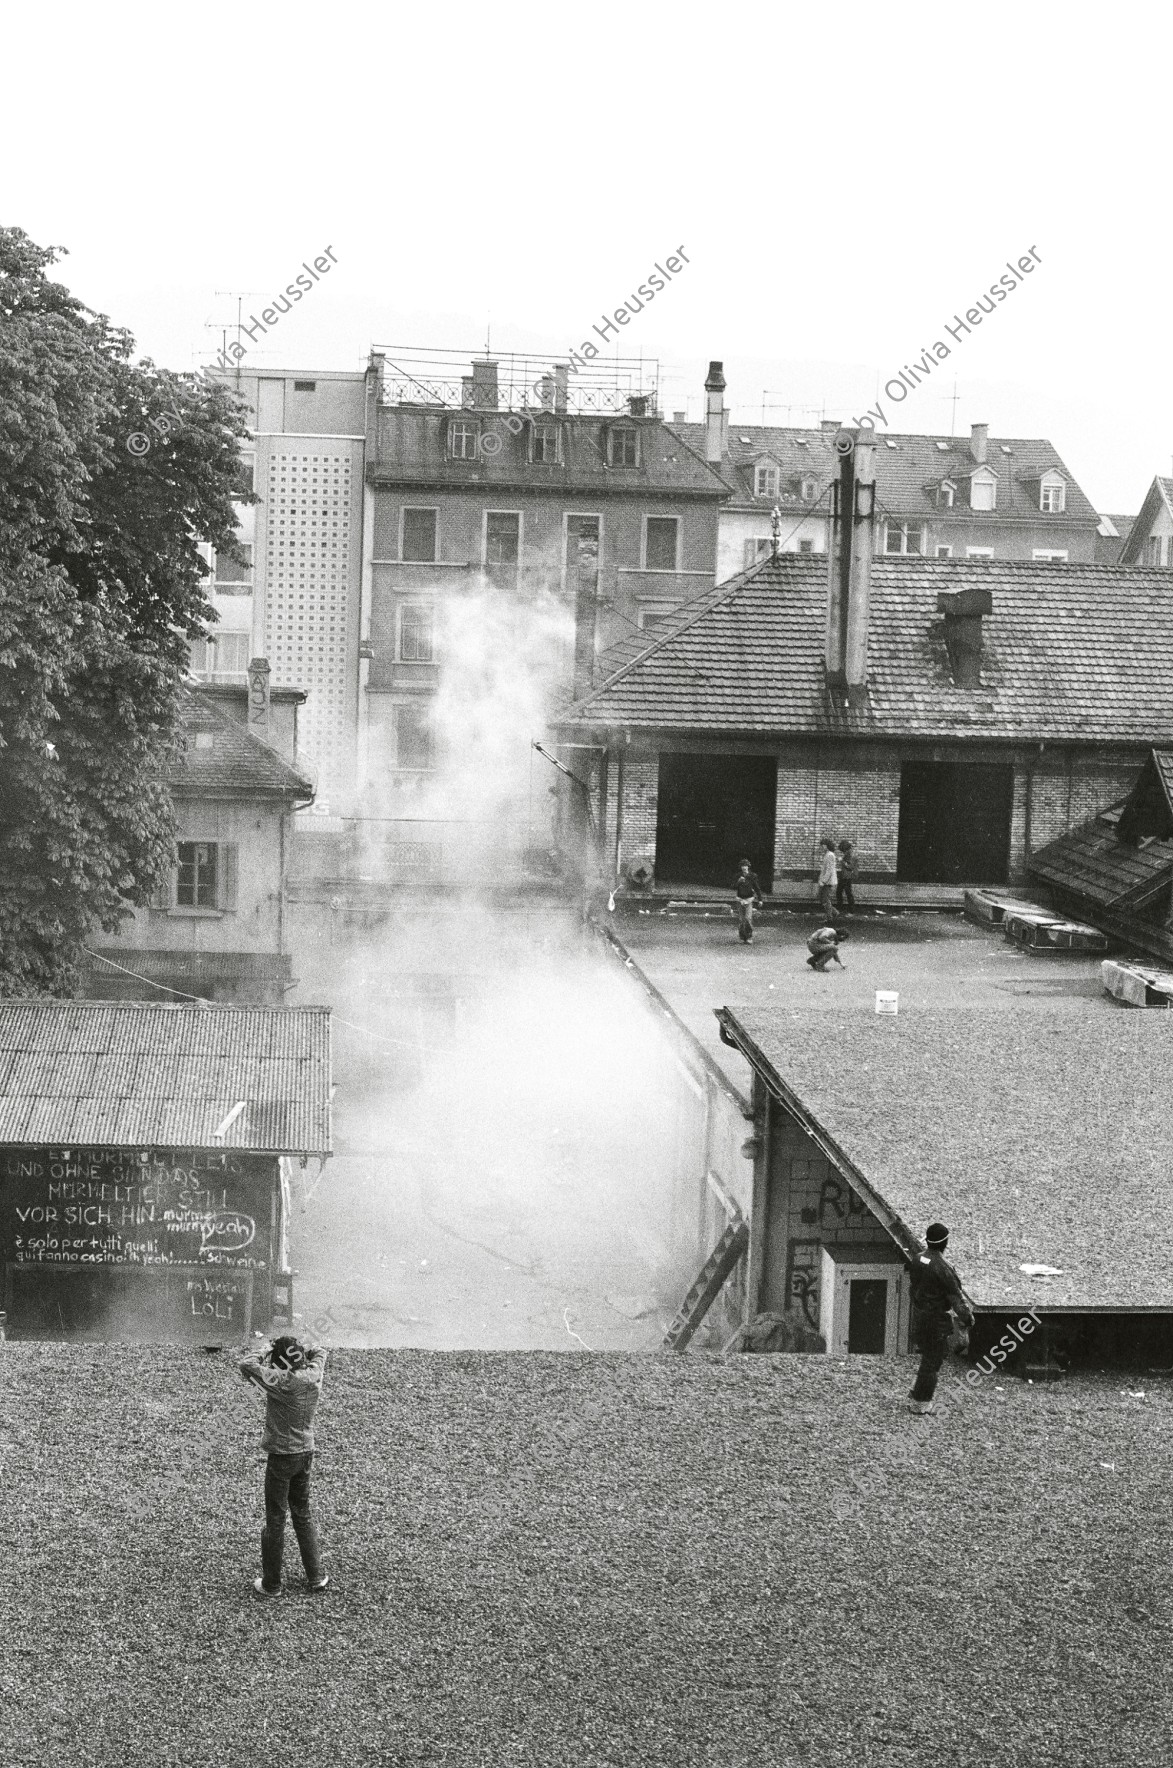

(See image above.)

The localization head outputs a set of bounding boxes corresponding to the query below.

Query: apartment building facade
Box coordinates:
[671,368,1103,582]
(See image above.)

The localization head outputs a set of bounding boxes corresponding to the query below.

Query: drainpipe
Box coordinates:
[613,748,626,883]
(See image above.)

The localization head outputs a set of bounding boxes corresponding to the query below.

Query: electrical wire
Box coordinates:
[83,948,209,1004]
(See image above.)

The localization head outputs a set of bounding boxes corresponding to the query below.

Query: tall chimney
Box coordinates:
[471,358,499,411]
[539,373,555,413]
[845,435,877,701]
[554,364,569,414]
[937,587,992,687]
[704,361,728,464]
[825,434,855,683]
[247,655,271,743]
[970,422,988,464]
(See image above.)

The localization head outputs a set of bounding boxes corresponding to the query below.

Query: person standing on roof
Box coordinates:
[239,1333,330,1598]
[734,858,765,944]
[816,837,838,921]
[906,1223,974,1415]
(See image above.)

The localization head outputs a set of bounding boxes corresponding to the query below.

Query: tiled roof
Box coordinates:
[719,1005,1173,1311]
[1028,818,1173,909]
[0,1003,331,1153]
[174,687,314,800]
[557,553,1173,744]
[669,422,1100,525]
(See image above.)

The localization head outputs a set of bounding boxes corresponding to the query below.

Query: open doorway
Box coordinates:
[655,753,777,888]
[897,760,1014,883]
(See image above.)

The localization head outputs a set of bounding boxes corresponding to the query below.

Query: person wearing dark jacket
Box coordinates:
[239,1334,330,1597]
[836,840,857,913]
[905,1223,974,1414]
[734,859,765,943]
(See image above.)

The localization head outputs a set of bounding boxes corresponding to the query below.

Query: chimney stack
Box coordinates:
[704,361,728,463]
[247,655,271,743]
[844,434,877,702]
[970,422,988,464]
[463,359,499,411]
[554,364,569,414]
[937,587,992,687]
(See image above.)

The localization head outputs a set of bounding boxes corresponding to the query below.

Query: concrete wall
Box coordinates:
[113,799,287,957]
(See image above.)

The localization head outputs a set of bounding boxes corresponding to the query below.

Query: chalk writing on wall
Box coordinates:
[785,1237,822,1330]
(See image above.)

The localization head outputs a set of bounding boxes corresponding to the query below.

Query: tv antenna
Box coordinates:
[209,291,267,377]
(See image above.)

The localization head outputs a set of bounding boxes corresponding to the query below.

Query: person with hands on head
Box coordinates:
[734,857,765,944]
[239,1331,330,1598]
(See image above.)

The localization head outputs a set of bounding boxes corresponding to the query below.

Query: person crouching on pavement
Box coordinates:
[816,836,838,921]
[806,925,848,971]
[239,1333,329,1597]
[905,1223,975,1415]
[734,858,765,943]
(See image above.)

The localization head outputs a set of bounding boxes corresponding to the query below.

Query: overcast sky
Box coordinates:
[7,2,1169,513]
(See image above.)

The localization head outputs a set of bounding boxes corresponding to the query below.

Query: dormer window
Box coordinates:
[937,480,956,509]
[755,463,779,497]
[1039,472,1066,514]
[800,476,818,502]
[607,425,639,468]
[530,421,561,465]
[969,468,997,512]
[448,419,479,460]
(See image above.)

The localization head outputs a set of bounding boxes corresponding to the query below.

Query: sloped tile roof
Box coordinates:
[670,422,1101,524]
[719,1005,1173,1311]
[0,1003,331,1153]
[1119,477,1173,564]
[174,687,314,799]
[1028,819,1173,908]
[557,553,1173,744]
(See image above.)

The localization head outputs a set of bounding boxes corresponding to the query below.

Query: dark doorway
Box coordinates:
[655,753,777,888]
[847,1278,888,1354]
[897,760,1014,884]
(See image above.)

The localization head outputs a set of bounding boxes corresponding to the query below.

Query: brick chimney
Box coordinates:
[937,587,992,687]
[844,434,877,702]
[554,364,569,414]
[704,361,728,463]
[970,422,989,464]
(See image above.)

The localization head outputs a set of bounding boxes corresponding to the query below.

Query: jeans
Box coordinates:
[836,879,855,912]
[818,884,835,920]
[910,1312,952,1402]
[261,1451,322,1590]
[736,899,756,940]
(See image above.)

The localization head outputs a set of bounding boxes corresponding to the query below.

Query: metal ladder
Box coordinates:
[661,1219,750,1352]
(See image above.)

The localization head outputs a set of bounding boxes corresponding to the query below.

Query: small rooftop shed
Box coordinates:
[0,1002,331,1342]
[716,1004,1173,1364]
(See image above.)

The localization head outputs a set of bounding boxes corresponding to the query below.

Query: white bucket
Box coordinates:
[875,991,899,1015]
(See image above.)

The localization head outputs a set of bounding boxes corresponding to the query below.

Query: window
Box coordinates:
[530,422,561,464]
[937,482,955,508]
[638,605,676,633]
[801,477,818,501]
[190,633,249,675]
[798,539,815,555]
[884,522,925,555]
[1039,477,1066,514]
[402,507,438,562]
[644,516,679,572]
[399,603,434,662]
[936,544,954,558]
[172,842,237,912]
[214,543,252,586]
[1032,549,1069,562]
[293,380,316,392]
[607,426,638,468]
[966,546,994,558]
[969,472,997,511]
[744,537,772,568]
[755,464,779,497]
[449,420,478,460]
[235,457,254,499]
[485,511,520,587]
[395,703,435,770]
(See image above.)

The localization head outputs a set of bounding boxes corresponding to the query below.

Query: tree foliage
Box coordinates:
[0,226,249,994]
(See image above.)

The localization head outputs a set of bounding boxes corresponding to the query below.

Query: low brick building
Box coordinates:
[552,552,1173,892]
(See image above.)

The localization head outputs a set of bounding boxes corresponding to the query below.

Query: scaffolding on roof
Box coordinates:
[370,344,660,417]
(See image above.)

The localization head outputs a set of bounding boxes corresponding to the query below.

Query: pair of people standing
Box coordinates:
[817,837,857,918]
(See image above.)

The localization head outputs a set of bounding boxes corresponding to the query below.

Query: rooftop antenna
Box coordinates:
[211,291,267,383]
[940,376,961,436]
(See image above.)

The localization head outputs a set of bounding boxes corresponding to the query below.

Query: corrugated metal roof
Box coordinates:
[0,1003,331,1154]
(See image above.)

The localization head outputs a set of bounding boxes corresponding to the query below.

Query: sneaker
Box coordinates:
[252,1576,283,1599]
[908,1400,936,1415]
[308,1573,330,1592]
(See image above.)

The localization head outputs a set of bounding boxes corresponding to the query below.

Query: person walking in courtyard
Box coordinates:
[239,1334,330,1598]
[734,857,765,943]
[906,1223,974,1415]
[836,839,857,914]
[816,836,838,920]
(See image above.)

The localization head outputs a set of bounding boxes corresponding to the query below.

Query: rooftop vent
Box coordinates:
[937,586,992,687]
